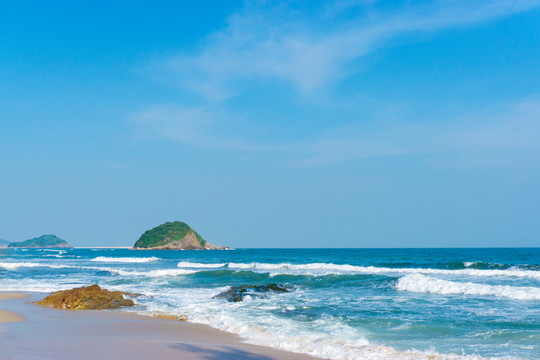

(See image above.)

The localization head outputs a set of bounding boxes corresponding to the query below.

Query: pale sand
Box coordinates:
[0,293,28,323]
[0,293,317,360]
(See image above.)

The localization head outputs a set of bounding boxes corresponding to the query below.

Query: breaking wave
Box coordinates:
[141,290,488,360]
[0,262,70,270]
[396,273,540,301]
[91,256,159,263]
[99,268,197,277]
[173,261,540,280]
[177,261,228,268]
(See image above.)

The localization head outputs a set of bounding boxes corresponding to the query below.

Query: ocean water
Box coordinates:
[1,248,539,359]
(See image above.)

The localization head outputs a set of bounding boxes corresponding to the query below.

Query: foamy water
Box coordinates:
[397,273,540,301]
[0,248,538,359]
[91,256,159,263]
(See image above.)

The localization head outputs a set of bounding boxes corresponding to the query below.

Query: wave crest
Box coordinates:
[174,261,540,280]
[91,256,159,263]
[396,273,540,301]
[0,262,69,270]
[98,267,197,277]
[177,261,227,268]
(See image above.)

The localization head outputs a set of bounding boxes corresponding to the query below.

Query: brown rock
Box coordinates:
[36,284,135,310]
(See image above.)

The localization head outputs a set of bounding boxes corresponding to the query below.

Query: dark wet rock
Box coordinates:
[213,284,293,302]
[36,284,135,310]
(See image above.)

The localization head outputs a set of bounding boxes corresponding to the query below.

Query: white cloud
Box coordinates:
[134,1,540,168]
[133,104,260,151]
[133,97,540,168]
[289,97,540,167]
[161,0,540,100]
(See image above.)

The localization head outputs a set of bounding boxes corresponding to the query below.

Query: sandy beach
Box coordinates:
[0,293,316,360]
[0,293,28,324]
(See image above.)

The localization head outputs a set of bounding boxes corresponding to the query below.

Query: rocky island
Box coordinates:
[133,221,228,250]
[8,234,72,248]
[0,239,10,248]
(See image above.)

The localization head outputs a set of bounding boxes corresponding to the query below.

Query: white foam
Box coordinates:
[145,269,197,277]
[0,262,44,270]
[91,256,159,263]
[177,261,227,268]
[0,262,70,270]
[97,267,197,277]
[135,288,487,360]
[0,263,196,278]
[0,280,66,293]
[397,273,540,301]
[463,261,504,269]
[222,262,540,280]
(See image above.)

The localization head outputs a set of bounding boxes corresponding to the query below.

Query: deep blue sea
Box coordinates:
[1,248,539,359]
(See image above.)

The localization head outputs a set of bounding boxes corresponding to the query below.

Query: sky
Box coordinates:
[1,0,539,248]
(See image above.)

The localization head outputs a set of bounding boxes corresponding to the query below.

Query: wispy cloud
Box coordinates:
[133,104,256,151]
[159,0,540,100]
[134,97,540,168]
[287,97,540,167]
[135,0,540,168]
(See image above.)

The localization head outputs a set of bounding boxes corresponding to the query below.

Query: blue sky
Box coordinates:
[1,0,539,247]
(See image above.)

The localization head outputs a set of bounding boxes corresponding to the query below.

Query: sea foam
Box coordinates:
[177,261,228,268]
[0,279,66,293]
[138,287,488,360]
[174,261,540,280]
[99,267,198,277]
[91,256,159,263]
[0,262,70,270]
[396,273,540,301]
[0,262,44,270]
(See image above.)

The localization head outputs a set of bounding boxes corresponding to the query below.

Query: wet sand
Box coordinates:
[0,293,28,323]
[0,293,316,360]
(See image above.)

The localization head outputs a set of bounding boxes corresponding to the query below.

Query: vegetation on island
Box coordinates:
[8,234,72,248]
[133,221,226,250]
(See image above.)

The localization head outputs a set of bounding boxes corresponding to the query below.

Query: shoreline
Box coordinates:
[0,292,316,360]
[0,293,28,323]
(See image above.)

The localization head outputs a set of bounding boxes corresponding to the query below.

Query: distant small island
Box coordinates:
[8,234,72,249]
[0,239,10,248]
[133,221,228,250]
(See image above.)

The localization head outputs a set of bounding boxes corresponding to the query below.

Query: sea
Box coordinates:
[1,248,539,360]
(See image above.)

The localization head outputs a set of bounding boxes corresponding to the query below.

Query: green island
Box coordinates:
[133,221,228,250]
[8,234,72,248]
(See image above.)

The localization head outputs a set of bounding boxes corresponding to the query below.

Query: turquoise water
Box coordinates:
[1,248,539,359]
